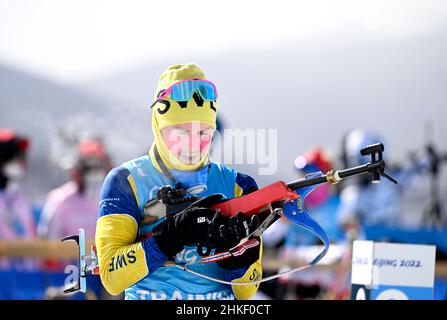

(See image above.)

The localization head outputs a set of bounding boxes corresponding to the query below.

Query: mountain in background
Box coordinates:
[81,31,447,177]
[0,63,149,202]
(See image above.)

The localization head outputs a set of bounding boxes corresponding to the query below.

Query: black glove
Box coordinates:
[208,212,260,249]
[152,206,217,258]
[207,212,261,270]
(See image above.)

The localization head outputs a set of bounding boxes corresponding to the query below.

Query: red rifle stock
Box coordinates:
[210,181,298,217]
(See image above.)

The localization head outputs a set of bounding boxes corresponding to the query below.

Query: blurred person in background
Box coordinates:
[35,138,113,300]
[286,148,344,247]
[263,148,343,248]
[38,138,113,242]
[0,129,36,270]
[261,148,344,299]
[336,129,428,237]
[318,128,437,300]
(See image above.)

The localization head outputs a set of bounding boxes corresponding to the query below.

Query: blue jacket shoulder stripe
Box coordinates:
[98,166,140,222]
[235,172,258,195]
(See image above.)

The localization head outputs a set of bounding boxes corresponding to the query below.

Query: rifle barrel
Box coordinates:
[287,162,384,191]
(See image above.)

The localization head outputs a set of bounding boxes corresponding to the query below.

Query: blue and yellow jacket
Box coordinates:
[95,154,262,300]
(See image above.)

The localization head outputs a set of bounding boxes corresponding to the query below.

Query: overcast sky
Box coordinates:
[1,0,447,83]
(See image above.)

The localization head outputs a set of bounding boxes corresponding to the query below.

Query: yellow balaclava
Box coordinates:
[149,63,217,172]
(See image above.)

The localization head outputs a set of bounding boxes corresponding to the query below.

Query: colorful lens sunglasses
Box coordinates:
[150,79,218,109]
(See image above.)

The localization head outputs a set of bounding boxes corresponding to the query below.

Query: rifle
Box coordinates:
[62,143,397,293]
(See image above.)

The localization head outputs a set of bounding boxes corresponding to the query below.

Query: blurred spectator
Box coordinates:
[0,129,36,270]
[36,137,118,299]
[263,148,343,248]
[261,148,343,300]
[38,138,112,241]
[337,129,398,231]
[337,128,429,235]
[287,148,344,246]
